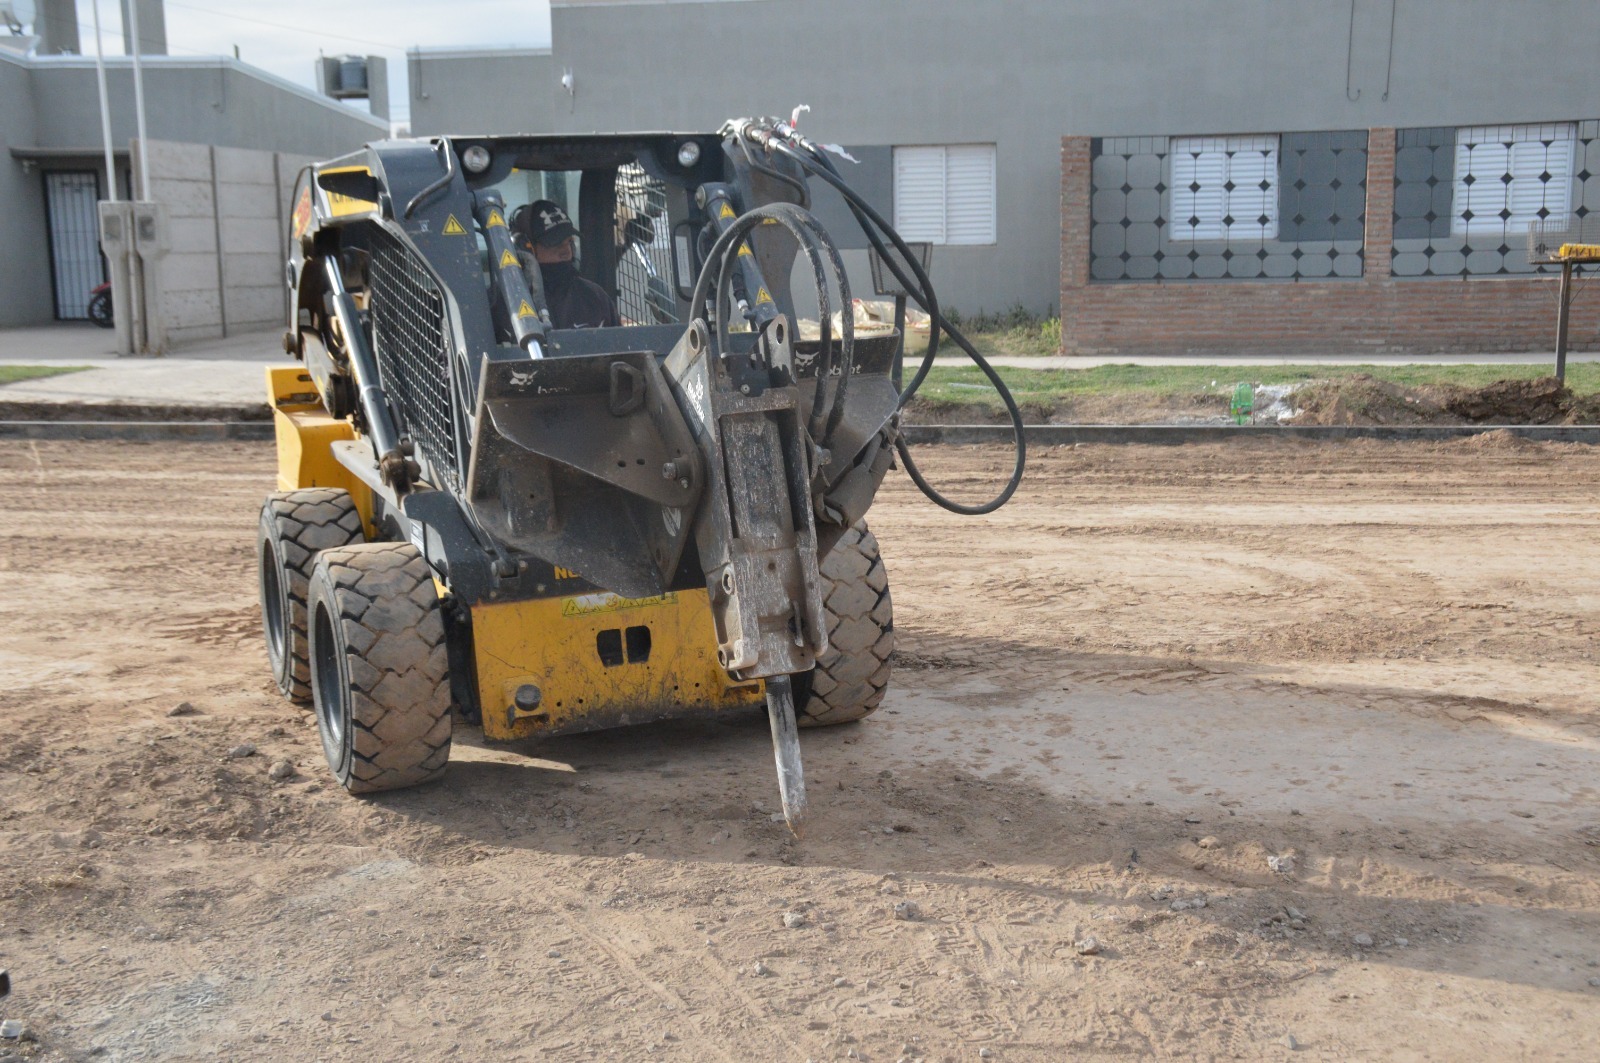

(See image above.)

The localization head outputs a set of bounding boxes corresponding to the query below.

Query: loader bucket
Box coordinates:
[465,351,704,599]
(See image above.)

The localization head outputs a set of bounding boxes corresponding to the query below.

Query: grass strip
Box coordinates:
[0,365,92,386]
[915,362,1600,406]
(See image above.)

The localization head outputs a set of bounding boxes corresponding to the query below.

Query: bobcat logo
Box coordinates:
[509,369,536,387]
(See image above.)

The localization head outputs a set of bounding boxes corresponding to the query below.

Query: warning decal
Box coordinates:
[755,286,774,304]
[499,249,519,268]
[486,209,506,228]
[291,187,312,238]
[442,214,468,236]
[516,299,538,318]
[718,202,737,219]
[737,243,753,257]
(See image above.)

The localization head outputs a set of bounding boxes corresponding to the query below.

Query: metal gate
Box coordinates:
[45,171,105,320]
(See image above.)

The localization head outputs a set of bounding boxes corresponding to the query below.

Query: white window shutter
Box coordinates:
[894,147,946,244]
[1172,141,1228,240]
[1455,123,1575,235]
[944,145,996,245]
[894,144,997,245]
[1171,135,1278,241]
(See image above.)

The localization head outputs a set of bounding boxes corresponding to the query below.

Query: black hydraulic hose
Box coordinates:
[691,203,853,443]
[738,203,855,442]
[767,139,1026,516]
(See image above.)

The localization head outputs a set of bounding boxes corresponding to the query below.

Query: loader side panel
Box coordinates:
[472,587,764,742]
[266,366,376,537]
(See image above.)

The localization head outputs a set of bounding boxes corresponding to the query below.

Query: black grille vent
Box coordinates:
[367,227,461,489]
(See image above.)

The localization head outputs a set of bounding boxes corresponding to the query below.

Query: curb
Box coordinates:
[900,424,1600,445]
[0,421,273,441]
[3,420,1597,446]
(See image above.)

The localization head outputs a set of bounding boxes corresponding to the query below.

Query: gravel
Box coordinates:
[226,743,257,760]
[893,901,920,921]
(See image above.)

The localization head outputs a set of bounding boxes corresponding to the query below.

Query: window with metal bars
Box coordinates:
[1090,132,1367,282]
[1391,121,1598,277]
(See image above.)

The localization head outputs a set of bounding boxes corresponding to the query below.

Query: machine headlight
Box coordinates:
[676,141,702,168]
[461,145,492,174]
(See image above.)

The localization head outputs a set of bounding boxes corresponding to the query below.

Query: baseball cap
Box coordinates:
[518,199,579,248]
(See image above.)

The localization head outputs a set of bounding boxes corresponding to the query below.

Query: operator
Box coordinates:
[511,200,619,329]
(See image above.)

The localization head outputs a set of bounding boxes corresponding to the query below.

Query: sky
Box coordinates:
[30,0,555,127]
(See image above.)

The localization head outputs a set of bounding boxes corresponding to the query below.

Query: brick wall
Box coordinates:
[1059,133,1600,355]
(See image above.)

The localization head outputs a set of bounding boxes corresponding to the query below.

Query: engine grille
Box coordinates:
[367,227,462,490]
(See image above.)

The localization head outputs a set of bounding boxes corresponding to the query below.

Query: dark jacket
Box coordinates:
[519,254,618,329]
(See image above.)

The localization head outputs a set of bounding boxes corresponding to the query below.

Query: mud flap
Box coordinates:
[465,352,703,598]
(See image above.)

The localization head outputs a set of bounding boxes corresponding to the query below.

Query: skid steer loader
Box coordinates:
[257,116,1024,834]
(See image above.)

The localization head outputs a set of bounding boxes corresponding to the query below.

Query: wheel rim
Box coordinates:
[311,600,348,761]
[260,540,286,666]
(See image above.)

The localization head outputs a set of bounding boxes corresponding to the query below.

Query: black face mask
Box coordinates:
[540,260,578,289]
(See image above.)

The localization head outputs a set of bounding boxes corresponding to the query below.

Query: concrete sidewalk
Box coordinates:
[0,325,291,406]
[1,322,1594,409]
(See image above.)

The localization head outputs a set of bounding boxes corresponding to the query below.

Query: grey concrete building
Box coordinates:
[1,32,385,328]
[406,0,1600,323]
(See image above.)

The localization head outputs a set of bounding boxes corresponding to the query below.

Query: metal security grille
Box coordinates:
[1392,121,1599,277]
[1090,132,1367,281]
[614,162,679,325]
[367,227,462,489]
[45,172,105,319]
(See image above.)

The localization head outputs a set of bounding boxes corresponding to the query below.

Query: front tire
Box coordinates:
[258,489,365,703]
[307,542,451,793]
[795,522,895,726]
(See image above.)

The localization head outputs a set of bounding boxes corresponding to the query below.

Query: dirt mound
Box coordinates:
[1444,376,1570,423]
[1291,374,1599,427]
[1286,374,1452,426]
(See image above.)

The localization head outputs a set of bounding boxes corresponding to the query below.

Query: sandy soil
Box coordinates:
[1,437,1598,1062]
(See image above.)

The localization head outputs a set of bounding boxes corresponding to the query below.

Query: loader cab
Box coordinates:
[453,134,726,353]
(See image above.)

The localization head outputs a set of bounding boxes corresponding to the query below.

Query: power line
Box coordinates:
[161,0,409,52]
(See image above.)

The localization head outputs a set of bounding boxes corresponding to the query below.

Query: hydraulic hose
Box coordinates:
[691,201,854,444]
[765,138,1027,516]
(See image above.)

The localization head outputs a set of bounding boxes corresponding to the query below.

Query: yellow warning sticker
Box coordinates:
[516,299,538,318]
[755,286,774,304]
[442,214,467,236]
[487,209,506,228]
[737,243,753,257]
[719,202,736,219]
[499,249,519,268]
[562,591,678,618]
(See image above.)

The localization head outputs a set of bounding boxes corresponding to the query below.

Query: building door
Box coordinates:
[44,171,105,320]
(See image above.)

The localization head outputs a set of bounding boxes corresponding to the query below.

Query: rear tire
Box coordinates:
[258,489,365,703]
[307,542,452,793]
[795,522,894,726]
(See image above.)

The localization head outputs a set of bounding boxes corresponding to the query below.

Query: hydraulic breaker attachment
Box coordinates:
[464,352,703,598]
[665,319,828,682]
[665,317,825,838]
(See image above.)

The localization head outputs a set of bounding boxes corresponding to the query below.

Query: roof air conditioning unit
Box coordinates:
[318,54,371,99]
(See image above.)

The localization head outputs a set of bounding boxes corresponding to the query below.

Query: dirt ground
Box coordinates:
[2,437,1598,1062]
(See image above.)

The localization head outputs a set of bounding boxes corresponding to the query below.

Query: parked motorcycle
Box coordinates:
[87,282,113,328]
